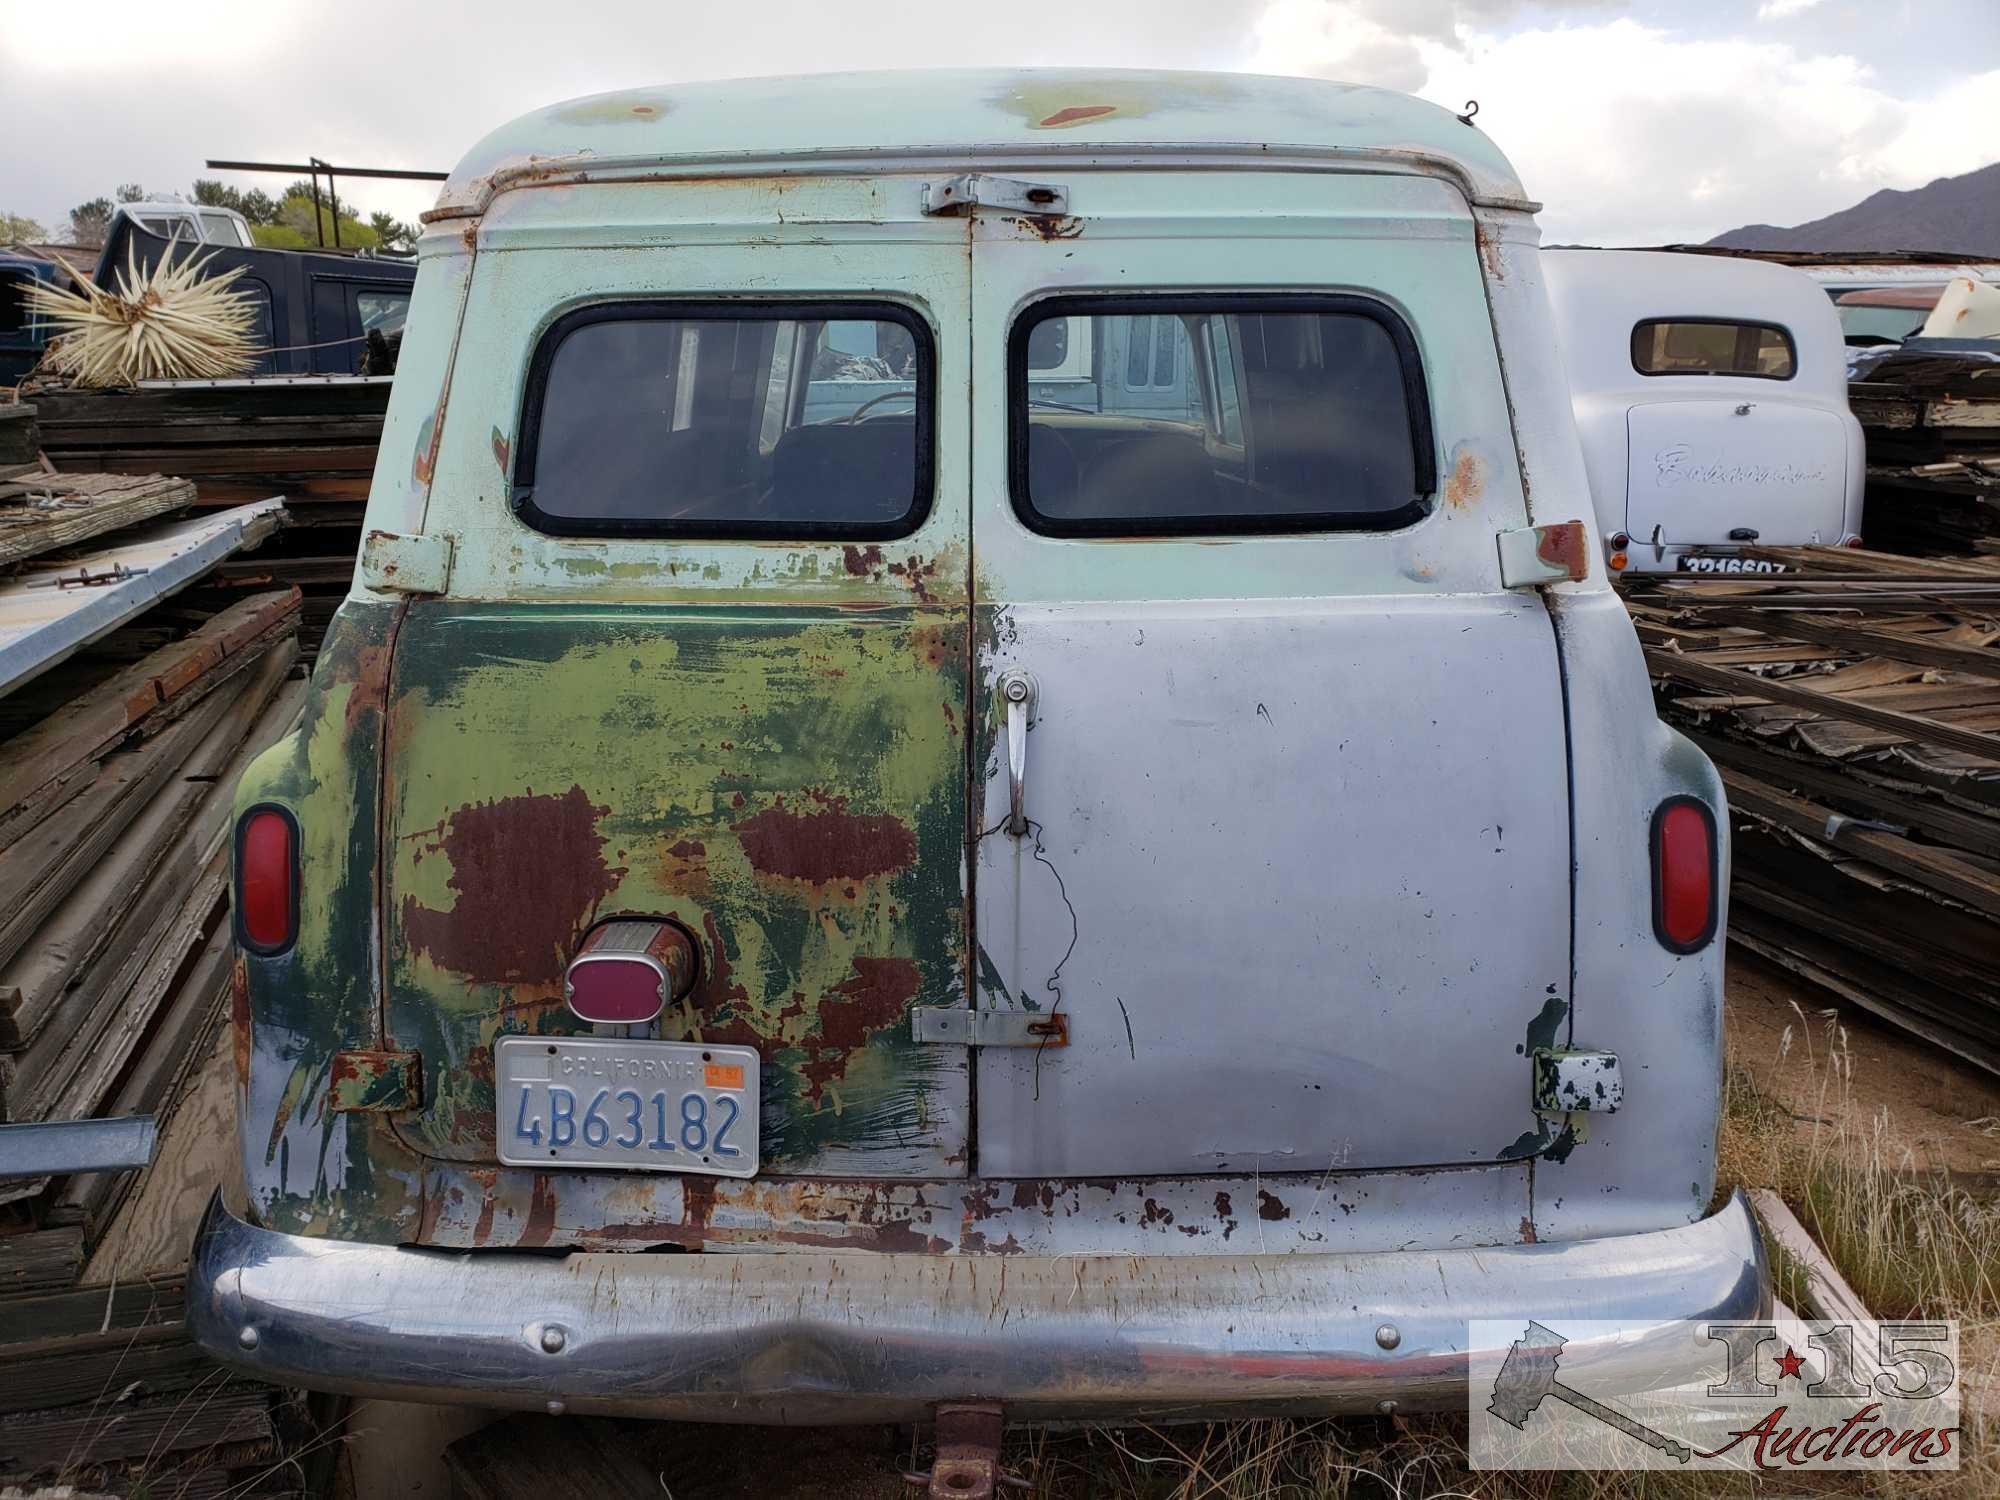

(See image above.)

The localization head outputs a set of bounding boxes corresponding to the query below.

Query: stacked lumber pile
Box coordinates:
[0,473,312,1492]
[1850,349,2000,560]
[19,380,384,655]
[1628,552,2000,1075]
[27,378,387,516]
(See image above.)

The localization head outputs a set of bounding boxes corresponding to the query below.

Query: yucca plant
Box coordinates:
[25,245,261,387]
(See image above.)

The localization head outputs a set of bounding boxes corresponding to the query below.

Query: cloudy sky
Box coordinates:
[1,0,1994,245]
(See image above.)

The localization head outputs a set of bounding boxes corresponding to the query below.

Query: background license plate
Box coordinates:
[1676,555,1787,574]
[495,1036,760,1177]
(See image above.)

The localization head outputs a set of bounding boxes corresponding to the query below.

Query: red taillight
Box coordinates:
[565,919,698,1024]
[1652,798,1716,953]
[237,808,297,953]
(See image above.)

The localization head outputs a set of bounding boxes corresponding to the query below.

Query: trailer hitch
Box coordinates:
[902,1402,1028,1497]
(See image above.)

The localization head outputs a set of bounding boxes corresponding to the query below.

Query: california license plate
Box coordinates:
[494,1036,760,1178]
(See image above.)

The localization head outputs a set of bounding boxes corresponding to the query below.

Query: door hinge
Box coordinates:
[330,1049,423,1113]
[360,530,454,595]
[1532,1048,1622,1116]
[922,173,1069,217]
[913,1007,1069,1047]
[1497,521,1590,589]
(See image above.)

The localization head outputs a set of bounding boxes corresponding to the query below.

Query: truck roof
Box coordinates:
[428,68,1531,222]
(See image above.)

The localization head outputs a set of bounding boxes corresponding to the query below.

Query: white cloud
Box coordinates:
[1249,8,2000,244]
[1756,0,1826,20]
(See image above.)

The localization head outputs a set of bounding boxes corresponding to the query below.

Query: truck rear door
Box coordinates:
[967,171,1574,1176]
[378,180,975,1178]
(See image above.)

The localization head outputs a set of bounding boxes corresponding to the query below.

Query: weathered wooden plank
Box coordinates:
[1688,608,2000,682]
[0,643,291,1060]
[1644,647,2000,765]
[0,1276,184,1345]
[0,685,240,973]
[0,1380,274,1469]
[1689,732,2000,859]
[0,588,297,848]
[83,1031,241,1286]
[1719,768,2000,917]
[0,1224,84,1294]
[0,474,197,569]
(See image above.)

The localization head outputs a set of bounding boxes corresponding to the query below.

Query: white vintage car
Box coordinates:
[1545,248,1865,574]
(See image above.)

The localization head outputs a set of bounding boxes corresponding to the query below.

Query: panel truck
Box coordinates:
[192,69,1765,1435]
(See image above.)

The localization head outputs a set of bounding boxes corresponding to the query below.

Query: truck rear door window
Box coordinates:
[514,302,932,539]
[1631,319,1795,378]
[1009,296,1432,536]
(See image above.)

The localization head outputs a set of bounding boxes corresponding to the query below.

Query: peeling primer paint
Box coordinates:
[417,1159,1531,1255]
[381,601,970,1172]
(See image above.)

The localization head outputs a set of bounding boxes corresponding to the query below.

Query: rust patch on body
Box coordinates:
[1474,221,1505,281]
[400,784,622,983]
[230,959,252,1090]
[1444,450,1485,510]
[1037,104,1117,128]
[841,543,884,578]
[1008,214,1084,241]
[521,1173,558,1247]
[1256,1189,1291,1222]
[797,956,922,1103]
[1519,1214,1539,1244]
[731,792,917,885]
[491,426,511,476]
[1535,519,1592,582]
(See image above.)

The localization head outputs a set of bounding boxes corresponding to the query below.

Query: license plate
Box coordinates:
[1676,555,1788,574]
[495,1036,759,1178]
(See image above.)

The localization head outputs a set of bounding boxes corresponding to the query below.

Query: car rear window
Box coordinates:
[514,301,932,539]
[1009,295,1433,536]
[1631,319,1796,379]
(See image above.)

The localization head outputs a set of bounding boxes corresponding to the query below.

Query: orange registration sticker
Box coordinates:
[704,1063,746,1090]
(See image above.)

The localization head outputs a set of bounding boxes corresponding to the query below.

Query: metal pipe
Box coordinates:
[0,1116,157,1181]
[206,159,449,183]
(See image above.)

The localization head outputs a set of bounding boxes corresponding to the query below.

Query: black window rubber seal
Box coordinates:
[1007,291,1436,539]
[511,298,937,541]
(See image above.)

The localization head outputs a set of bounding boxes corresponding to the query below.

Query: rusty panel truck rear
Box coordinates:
[192,68,1765,1424]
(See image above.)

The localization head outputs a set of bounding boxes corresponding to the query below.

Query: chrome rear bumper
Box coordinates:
[188,1189,1767,1424]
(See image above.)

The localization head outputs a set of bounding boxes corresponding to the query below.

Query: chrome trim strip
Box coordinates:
[189,1190,1766,1424]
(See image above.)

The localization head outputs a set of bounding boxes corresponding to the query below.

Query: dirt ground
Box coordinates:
[347,953,2000,1498]
[1725,949,2000,1176]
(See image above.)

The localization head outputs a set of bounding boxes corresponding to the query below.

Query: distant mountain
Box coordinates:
[1706,161,2000,257]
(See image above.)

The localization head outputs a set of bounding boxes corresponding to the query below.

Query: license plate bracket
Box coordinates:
[494,1035,760,1178]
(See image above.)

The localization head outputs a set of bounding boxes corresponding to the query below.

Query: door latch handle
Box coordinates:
[999,670,1037,837]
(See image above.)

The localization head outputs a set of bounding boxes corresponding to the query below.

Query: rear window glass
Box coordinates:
[514,302,932,539]
[1631,320,1795,379]
[1010,296,1433,537]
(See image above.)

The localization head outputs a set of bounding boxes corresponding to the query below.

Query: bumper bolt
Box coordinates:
[546,1399,566,1416]
[237,1326,259,1351]
[1375,1323,1400,1350]
[540,1325,567,1354]
[1377,1399,1398,1416]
